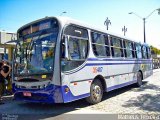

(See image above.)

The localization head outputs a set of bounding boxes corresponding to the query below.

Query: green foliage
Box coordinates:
[150,45,160,55]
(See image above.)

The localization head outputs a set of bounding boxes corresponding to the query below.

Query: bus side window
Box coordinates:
[135,44,142,59]
[142,45,147,59]
[133,43,137,58]
[146,47,149,59]
[132,42,137,58]
[111,37,123,58]
[147,47,151,59]
[123,40,127,57]
[61,37,88,71]
[61,25,89,71]
[68,37,88,60]
[125,41,133,58]
[68,39,80,59]
[91,32,110,57]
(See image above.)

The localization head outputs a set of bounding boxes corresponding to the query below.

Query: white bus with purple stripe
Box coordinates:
[13,16,153,104]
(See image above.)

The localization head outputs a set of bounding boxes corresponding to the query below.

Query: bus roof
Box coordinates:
[17,16,149,46]
[57,17,147,45]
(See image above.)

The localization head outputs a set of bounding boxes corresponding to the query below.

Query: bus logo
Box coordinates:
[93,67,103,73]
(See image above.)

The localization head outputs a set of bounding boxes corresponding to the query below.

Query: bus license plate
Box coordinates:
[23,92,31,97]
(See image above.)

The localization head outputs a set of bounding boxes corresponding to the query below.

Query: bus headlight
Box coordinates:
[39,84,46,89]
[39,85,43,89]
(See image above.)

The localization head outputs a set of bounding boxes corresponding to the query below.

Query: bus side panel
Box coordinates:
[142,59,153,79]
[61,85,90,103]
[61,60,109,102]
[61,66,94,102]
[106,60,129,88]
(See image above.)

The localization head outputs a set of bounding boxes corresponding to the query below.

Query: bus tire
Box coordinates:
[136,71,142,87]
[86,79,103,104]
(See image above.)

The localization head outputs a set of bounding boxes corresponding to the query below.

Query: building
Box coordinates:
[0,30,17,61]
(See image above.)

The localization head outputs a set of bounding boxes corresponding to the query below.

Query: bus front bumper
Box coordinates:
[13,84,64,104]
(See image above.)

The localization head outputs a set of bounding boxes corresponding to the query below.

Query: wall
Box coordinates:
[0,31,17,61]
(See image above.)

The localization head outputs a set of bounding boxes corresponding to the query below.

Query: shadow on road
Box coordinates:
[122,81,160,113]
[19,98,90,113]
[122,93,160,113]
[102,82,147,101]
[0,97,92,120]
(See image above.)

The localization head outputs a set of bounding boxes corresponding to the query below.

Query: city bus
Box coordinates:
[13,16,153,104]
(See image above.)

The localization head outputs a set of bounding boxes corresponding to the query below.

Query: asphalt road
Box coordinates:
[0,69,160,120]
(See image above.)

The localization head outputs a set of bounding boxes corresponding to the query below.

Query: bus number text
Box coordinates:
[93,67,103,73]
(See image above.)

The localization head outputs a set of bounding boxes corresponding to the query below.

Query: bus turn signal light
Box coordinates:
[65,88,69,93]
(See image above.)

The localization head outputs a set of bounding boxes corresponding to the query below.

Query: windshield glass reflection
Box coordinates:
[15,33,57,75]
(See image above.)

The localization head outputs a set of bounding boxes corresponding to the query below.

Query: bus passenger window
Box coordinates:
[69,40,80,59]
[135,44,142,59]
[142,46,148,59]
[124,41,134,58]
[147,47,151,59]
[91,32,110,57]
[61,37,88,71]
[110,37,123,57]
[61,25,89,71]
[68,38,88,60]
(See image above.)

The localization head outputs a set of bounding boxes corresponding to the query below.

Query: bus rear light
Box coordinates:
[65,88,69,93]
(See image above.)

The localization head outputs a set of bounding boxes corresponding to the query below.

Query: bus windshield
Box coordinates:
[15,32,57,75]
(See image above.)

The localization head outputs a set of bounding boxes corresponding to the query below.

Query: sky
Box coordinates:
[0,0,160,48]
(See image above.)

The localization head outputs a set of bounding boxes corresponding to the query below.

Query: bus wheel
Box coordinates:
[86,79,103,104]
[136,71,142,87]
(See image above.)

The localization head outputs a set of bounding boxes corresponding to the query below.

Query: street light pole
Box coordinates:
[129,8,160,43]
[143,18,146,43]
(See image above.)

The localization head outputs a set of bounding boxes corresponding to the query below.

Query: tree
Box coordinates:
[150,45,160,55]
